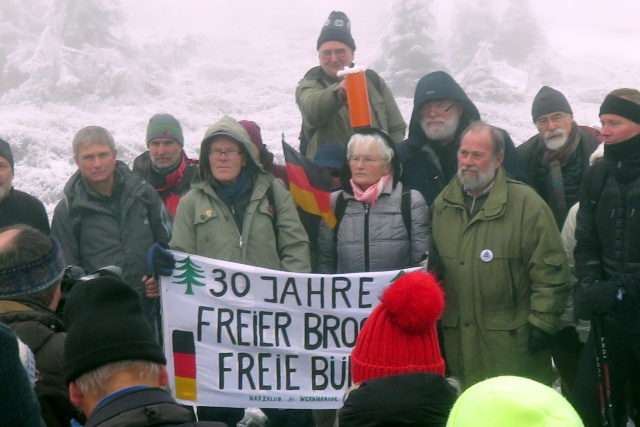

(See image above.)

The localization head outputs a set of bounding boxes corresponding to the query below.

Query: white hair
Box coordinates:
[346,133,394,169]
[74,360,162,396]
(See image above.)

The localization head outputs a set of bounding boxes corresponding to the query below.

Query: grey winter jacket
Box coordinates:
[51,162,172,293]
[316,180,430,274]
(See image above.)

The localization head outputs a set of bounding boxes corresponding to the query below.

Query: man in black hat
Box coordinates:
[517,86,600,228]
[296,11,406,160]
[0,138,50,233]
[0,224,80,426]
[64,276,226,426]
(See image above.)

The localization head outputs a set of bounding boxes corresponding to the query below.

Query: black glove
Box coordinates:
[425,246,446,282]
[528,324,553,354]
[574,277,620,321]
[146,241,175,276]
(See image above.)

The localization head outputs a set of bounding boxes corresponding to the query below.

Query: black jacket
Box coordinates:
[84,387,227,427]
[575,134,640,331]
[0,298,82,427]
[337,373,457,427]
[518,125,600,227]
[397,71,527,206]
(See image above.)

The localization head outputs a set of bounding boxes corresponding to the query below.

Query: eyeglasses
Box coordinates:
[535,112,568,127]
[349,156,383,166]
[319,48,348,60]
[210,149,241,159]
[421,101,457,115]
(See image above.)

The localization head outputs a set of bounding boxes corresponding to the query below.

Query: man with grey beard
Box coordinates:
[431,121,570,390]
[518,86,600,228]
[398,71,527,206]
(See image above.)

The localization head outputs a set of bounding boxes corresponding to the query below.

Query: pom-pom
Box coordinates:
[381,271,444,333]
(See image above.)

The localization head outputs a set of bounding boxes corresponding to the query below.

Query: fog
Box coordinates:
[1,0,638,215]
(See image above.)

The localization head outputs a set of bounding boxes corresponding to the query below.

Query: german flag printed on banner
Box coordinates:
[173,330,197,401]
[282,141,337,228]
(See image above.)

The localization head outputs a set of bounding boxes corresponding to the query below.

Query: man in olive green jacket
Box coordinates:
[432,122,570,389]
[296,11,406,160]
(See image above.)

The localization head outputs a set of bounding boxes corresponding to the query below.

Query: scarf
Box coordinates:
[539,123,580,221]
[351,173,393,206]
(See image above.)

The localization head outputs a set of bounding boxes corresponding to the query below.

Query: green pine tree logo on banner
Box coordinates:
[174,256,206,295]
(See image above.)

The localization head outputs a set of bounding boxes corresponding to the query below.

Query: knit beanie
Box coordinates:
[146,113,184,147]
[238,120,265,152]
[531,86,573,122]
[351,270,446,383]
[0,322,46,427]
[63,276,166,384]
[0,235,65,300]
[446,376,584,427]
[0,138,14,171]
[599,94,640,124]
[317,11,356,51]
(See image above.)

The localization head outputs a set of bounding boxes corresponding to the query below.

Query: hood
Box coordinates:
[445,376,584,427]
[408,71,480,141]
[338,373,458,427]
[198,115,263,182]
[339,127,403,193]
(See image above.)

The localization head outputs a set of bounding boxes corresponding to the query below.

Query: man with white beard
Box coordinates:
[431,121,570,390]
[398,71,527,206]
[518,86,600,228]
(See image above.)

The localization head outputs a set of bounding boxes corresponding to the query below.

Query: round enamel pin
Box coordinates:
[480,249,493,262]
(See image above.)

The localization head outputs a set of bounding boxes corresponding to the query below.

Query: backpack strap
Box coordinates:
[332,192,348,251]
[401,188,412,243]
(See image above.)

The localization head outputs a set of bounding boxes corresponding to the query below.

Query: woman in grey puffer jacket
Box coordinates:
[316,127,430,274]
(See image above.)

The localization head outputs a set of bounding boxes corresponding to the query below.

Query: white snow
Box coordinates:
[1,0,639,219]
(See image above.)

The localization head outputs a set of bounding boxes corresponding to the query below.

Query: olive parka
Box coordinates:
[432,167,570,388]
[296,66,406,160]
[170,116,311,273]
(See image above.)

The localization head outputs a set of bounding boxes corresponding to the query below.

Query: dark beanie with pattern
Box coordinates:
[317,11,356,51]
[531,86,573,122]
[351,270,446,383]
[0,138,14,171]
[146,113,184,147]
[63,276,166,384]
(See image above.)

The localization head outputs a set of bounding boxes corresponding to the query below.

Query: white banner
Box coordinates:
[161,251,418,409]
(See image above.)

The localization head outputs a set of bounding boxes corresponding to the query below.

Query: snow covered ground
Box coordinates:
[1,0,639,218]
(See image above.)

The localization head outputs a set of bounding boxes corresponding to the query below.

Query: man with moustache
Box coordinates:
[431,121,570,389]
[518,86,600,228]
[398,71,527,206]
[133,114,198,217]
[296,10,405,160]
[572,89,640,427]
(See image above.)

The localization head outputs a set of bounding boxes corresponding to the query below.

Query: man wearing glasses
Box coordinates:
[518,86,600,228]
[398,71,527,206]
[296,11,406,160]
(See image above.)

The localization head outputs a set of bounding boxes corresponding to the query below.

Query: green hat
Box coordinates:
[146,113,184,147]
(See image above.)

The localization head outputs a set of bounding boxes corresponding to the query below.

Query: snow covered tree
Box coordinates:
[456,42,527,104]
[492,0,546,67]
[449,0,498,72]
[373,0,445,97]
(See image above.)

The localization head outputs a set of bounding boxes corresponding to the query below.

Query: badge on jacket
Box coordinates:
[480,249,493,262]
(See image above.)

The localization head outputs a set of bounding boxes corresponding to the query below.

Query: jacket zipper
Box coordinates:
[364,204,370,272]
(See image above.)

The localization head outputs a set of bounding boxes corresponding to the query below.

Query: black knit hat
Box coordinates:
[317,11,356,51]
[531,86,573,122]
[63,277,166,384]
[0,138,14,171]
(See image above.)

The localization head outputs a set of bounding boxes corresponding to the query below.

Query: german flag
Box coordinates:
[172,330,197,401]
[283,140,337,228]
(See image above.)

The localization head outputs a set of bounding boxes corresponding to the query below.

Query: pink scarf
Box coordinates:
[350,173,393,206]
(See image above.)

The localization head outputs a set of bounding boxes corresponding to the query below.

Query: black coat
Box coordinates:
[397,71,527,206]
[0,188,50,233]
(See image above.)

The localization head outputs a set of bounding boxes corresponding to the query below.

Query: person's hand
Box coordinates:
[574,277,620,320]
[338,80,348,102]
[146,241,175,277]
[143,275,160,298]
[528,324,553,354]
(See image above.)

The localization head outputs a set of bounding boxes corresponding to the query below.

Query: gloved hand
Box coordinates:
[528,324,553,354]
[424,246,446,282]
[146,241,175,276]
[574,277,620,321]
